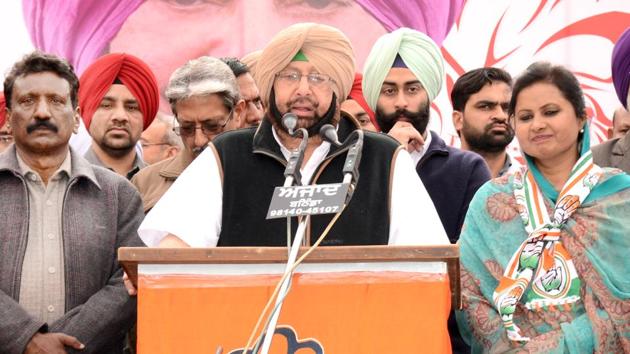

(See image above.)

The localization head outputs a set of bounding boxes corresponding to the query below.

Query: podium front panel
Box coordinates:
[137,262,451,354]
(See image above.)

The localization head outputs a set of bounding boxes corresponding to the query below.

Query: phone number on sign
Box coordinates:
[269,206,340,217]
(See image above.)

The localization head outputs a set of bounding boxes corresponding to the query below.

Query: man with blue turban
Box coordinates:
[592,27,630,173]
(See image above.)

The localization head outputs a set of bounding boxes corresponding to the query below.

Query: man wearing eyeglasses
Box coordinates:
[131,56,244,212]
[136,23,447,250]
[79,53,159,180]
[221,57,265,128]
[139,112,182,166]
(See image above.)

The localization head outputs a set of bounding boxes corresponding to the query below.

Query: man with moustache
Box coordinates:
[80,53,159,179]
[0,52,144,353]
[131,57,244,213]
[363,28,490,244]
[221,57,265,127]
[451,67,517,178]
[363,30,491,353]
[137,23,448,249]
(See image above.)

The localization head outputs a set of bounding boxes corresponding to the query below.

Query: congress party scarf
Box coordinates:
[492,150,602,342]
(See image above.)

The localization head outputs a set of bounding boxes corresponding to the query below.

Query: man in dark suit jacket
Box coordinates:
[362,28,491,244]
[0,52,144,354]
[363,28,491,354]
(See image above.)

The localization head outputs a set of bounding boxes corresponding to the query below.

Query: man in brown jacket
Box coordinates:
[131,56,244,212]
[0,52,144,353]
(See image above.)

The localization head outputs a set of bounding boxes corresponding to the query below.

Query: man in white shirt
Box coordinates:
[138,23,448,249]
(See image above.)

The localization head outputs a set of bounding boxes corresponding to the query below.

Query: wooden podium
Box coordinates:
[119,245,459,354]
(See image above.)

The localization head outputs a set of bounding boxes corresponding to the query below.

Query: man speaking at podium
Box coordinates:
[138,23,448,248]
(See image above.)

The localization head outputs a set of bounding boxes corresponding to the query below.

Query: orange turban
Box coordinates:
[0,93,6,128]
[348,73,378,130]
[79,53,158,130]
[255,23,355,107]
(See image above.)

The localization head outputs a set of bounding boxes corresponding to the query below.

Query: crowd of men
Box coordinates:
[0,21,629,354]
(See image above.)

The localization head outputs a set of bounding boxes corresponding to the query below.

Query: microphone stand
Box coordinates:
[258,126,365,354]
[258,127,311,354]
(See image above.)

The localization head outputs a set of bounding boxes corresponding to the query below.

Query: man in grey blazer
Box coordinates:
[593,27,630,173]
[593,108,630,173]
[0,52,144,353]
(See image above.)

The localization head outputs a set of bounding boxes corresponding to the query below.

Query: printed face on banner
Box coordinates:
[110,0,387,111]
[100,0,630,149]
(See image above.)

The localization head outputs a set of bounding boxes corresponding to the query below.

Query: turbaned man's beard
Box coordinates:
[375,100,430,134]
[269,89,338,137]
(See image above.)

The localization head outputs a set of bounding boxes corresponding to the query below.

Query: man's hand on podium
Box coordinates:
[25,333,85,353]
[123,272,137,296]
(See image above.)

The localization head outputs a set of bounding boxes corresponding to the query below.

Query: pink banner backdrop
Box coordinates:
[22,0,630,147]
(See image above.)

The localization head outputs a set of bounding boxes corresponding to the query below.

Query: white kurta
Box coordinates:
[139,129,449,247]
[409,129,432,166]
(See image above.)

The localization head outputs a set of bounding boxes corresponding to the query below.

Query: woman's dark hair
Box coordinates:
[4,51,79,109]
[509,61,586,119]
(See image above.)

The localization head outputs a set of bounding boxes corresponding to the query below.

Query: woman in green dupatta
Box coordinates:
[456,62,630,353]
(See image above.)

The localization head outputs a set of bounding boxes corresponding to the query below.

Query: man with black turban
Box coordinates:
[138,23,448,248]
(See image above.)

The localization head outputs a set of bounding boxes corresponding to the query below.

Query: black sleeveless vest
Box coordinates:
[212,115,400,246]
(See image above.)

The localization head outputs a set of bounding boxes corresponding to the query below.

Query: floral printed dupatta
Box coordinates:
[456,129,630,353]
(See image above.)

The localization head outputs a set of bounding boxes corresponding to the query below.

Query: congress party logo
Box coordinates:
[228,326,324,354]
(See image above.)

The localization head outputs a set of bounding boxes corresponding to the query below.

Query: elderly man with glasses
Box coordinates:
[135,23,447,251]
[139,112,183,166]
[131,56,244,212]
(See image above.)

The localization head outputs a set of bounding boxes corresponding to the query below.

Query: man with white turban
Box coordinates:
[137,23,448,249]
[363,27,490,244]
[363,27,490,353]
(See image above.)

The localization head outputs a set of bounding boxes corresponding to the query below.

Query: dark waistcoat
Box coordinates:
[212,115,401,246]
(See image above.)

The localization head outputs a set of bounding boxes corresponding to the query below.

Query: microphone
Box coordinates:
[281,113,298,136]
[342,129,363,187]
[319,124,364,190]
[281,113,309,185]
[319,124,341,146]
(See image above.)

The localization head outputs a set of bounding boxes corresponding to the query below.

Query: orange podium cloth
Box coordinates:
[137,269,451,353]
